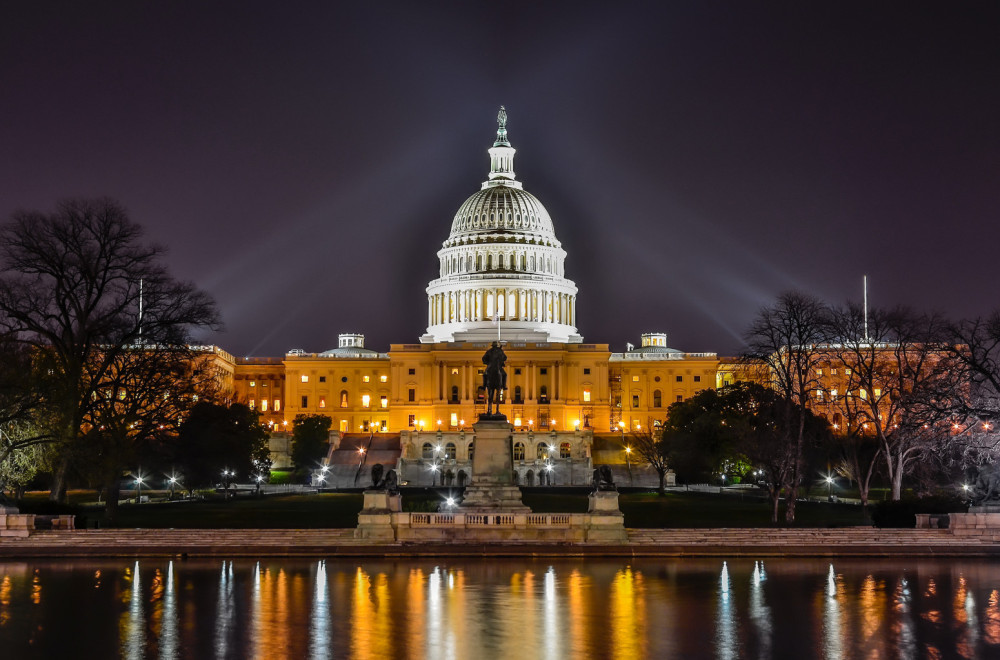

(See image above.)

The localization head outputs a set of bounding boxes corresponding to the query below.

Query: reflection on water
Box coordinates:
[1,558,999,659]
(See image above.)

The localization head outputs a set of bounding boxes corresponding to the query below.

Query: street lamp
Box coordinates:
[825,475,834,502]
[134,475,145,504]
[167,474,179,500]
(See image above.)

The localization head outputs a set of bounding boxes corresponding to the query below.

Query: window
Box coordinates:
[408,368,416,375]
[583,389,591,403]
[654,376,661,382]
[408,388,415,402]
[261,382,267,387]
[362,394,371,408]
[537,443,549,459]
[261,399,268,412]
[816,390,824,400]
[301,395,308,408]
[676,395,683,402]
[859,389,867,400]
[341,376,348,382]
[451,385,459,403]
[408,414,416,427]
[694,375,701,383]
[845,368,852,375]
[676,375,683,382]
[319,396,326,409]
[514,385,522,403]
[422,443,434,459]
[653,390,662,408]
[874,388,882,398]
[249,399,255,409]
[632,376,639,382]
[816,369,824,377]
[560,442,571,459]
[468,442,474,462]
[274,399,280,411]
[445,442,456,460]
[632,395,639,408]
[583,368,591,375]
[380,396,388,409]
[363,375,370,383]
[301,374,309,383]
[249,381,256,388]
[380,375,388,383]
[539,386,548,402]
[340,391,348,407]
[451,368,459,375]
[540,368,548,375]
[513,442,525,460]
[450,413,458,427]
[830,389,838,400]
[830,369,838,375]
[514,368,521,375]
[319,376,326,383]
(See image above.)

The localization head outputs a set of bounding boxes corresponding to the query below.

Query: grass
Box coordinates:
[13,487,871,529]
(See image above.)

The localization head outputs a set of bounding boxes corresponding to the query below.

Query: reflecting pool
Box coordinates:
[1,557,998,658]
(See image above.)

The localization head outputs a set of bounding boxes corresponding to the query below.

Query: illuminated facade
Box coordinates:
[219,110,721,481]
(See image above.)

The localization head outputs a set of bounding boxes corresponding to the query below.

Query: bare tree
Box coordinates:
[627,428,671,493]
[0,199,219,504]
[827,305,959,500]
[742,291,829,521]
[947,313,1000,463]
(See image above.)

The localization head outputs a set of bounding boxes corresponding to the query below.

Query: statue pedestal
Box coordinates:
[354,490,401,540]
[585,490,627,542]
[461,419,529,512]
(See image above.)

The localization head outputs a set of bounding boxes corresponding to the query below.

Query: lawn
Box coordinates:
[13,487,871,528]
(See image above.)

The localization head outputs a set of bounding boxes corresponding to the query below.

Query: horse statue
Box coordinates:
[482,341,507,418]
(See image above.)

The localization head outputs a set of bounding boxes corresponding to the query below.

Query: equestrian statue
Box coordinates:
[481,341,508,419]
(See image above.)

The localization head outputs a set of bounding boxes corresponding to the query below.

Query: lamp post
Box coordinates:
[825,475,834,502]
[167,474,178,500]
[134,475,144,504]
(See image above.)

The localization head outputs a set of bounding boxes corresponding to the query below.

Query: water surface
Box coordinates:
[1,557,998,659]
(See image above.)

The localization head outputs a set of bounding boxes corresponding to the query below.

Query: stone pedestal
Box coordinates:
[354,490,401,540]
[0,505,35,538]
[461,419,529,512]
[585,490,627,543]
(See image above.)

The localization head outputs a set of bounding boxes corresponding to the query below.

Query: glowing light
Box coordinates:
[625,446,632,454]
[446,497,455,507]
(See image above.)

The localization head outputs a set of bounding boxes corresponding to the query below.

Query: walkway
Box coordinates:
[1,527,997,558]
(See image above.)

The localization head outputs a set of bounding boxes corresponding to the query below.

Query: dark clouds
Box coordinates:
[2,2,999,356]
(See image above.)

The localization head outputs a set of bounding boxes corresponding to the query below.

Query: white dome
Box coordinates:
[421,108,582,345]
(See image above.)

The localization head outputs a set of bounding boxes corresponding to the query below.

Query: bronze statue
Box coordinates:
[370,463,384,489]
[970,463,1000,505]
[383,469,399,495]
[593,465,615,491]
[482,341,507,417]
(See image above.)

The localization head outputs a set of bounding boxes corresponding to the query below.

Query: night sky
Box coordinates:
[3,2,999,357]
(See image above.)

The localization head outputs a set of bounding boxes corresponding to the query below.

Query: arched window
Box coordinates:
[513,442,525,461]
[486,254,492,270]
[560,442,571,459]
[444,442,456,460]
[653,390,662,408]
[537,442,549,459]
[451,385,459,403]
[476,255,482,270]
[457,470,468,487]
[340,391,348,408]
[525,470,535,486]
[422,443,434,459]
[514,385,523,403]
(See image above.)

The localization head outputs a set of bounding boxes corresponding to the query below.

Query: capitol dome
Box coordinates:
[421,107,582,344]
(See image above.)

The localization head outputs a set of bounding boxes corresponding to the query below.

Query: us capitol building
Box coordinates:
[212,109,728,487]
